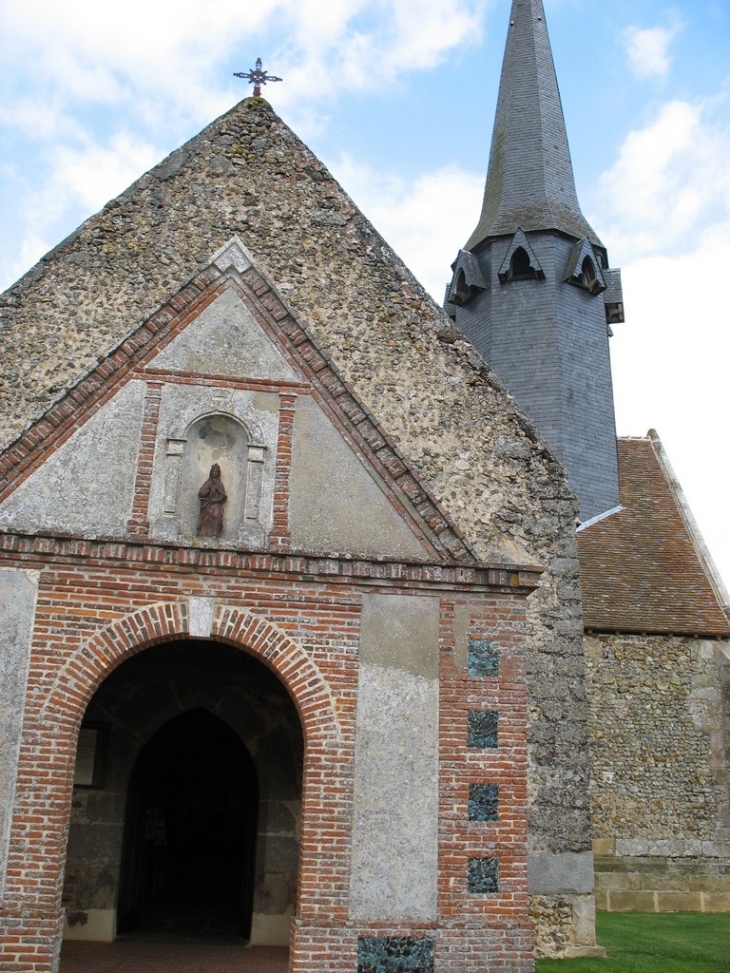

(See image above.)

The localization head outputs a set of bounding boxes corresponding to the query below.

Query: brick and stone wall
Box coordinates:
[0,541,540,972]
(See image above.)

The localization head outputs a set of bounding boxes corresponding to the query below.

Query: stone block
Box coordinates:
[0,569,38,900]
[62,909,115,942]
[595,871,641,892]
[702,893,730,912]
[570,892,600,946]
[688,874,730,893]
[468,857,499,894]
[615,839,648,857]
[260,800,296,835]
[702,841,730,857]
[650,874,691,892]
[357,936,434,973]
[467,710,499,749]
[251,911,293,947]
[468,783,499,822]
[467,639,499,677]
[593,856,627,872]
[256,835,298,872]
[0,381,145,537]
[360,594,439,678]
[592,838,615,857]
[290,396,427,559]
[350,622,439,922]
[594,890,608,911]
[565,946,609,959]
[528,851,595,895]
[633,857,671,874]
[150,286,297,381]
[606,891,657,912]
[655,892,704,912]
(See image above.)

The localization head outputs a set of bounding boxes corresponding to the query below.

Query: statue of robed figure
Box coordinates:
[196,463,227,537]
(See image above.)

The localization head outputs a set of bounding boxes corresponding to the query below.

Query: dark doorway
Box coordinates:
[117,708,258,940]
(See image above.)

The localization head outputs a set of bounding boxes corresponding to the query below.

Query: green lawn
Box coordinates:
[536,912,730,973]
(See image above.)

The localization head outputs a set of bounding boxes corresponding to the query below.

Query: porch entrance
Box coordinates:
[63,639,303,949]
[117,708,258,940]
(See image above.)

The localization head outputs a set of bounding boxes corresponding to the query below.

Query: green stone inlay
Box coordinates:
[468,710,498,749]
[357,936,435,973]
[468,783,499,821]
[468,856,499,894]
[468,639,499,677]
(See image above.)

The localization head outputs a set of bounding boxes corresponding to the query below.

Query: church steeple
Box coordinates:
[466,0,600,251]
[447,0,623,522]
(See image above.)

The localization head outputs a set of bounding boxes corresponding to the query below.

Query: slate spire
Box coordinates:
[465,0,600,252]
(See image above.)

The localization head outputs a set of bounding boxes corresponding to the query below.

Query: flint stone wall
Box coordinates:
[586,633,730,910]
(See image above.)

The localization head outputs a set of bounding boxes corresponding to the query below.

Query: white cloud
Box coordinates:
[610,235,730,588]
[595,98,730,260]
[0,97,81,142]
[21,132,160,241]
[596,99,730,588]
[0,233,52,294]
[623,24,679,79]
[0,0,487,124]
[331,154,484,299]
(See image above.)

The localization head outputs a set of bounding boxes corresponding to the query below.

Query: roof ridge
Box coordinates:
[648,430,730,619]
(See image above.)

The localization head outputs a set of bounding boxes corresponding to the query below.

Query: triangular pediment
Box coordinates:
[0,241,475,564]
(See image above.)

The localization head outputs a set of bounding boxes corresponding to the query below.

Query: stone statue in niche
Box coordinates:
[196,463,227,537]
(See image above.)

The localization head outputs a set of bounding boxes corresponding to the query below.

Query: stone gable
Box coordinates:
[0,97,570,566]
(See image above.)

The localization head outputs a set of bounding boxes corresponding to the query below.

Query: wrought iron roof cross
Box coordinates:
[233,58,283,97]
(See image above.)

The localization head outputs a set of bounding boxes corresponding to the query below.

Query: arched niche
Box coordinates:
[181,413,248,540]
[153,412,268,546]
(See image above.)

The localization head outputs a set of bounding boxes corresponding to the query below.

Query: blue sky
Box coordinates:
[1,0,729,589]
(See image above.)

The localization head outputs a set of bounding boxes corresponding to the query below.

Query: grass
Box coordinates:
[536,912,730,973]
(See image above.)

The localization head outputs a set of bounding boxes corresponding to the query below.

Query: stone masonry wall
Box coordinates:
[0,97,596,951]
[585,633,730,911]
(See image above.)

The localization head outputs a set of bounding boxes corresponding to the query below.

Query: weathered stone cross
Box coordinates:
[233,58,283,97]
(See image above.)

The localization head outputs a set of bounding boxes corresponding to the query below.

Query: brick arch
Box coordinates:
[5,599,349,968]
[38,600,342,746]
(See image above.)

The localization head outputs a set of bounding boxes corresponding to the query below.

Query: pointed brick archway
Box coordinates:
[3,601,347,973]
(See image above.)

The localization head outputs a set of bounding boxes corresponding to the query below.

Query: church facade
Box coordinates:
[0,43,597,973]
[0,232,546,972]
[1,2,727,972]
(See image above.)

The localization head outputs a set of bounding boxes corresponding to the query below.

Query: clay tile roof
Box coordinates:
[578,435,730,636]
